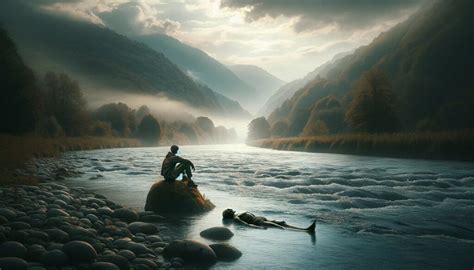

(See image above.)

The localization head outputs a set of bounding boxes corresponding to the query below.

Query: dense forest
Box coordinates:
[0,27,236,145]
[250,0,473,139]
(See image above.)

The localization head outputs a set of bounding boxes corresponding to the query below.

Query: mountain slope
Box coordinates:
[228,64,285,101]
[258,52,349,117]
[268,0,474,134]
[0,1,249,118]
[134,34,258,111]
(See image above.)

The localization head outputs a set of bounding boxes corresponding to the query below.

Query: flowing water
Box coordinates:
[46,144,473,269]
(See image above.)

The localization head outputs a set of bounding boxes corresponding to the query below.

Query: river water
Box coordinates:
[49,144,473,269]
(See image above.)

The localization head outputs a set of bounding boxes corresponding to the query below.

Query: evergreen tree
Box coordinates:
[346,69,400,133]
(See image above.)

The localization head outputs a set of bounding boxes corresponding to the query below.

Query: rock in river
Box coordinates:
[163,240,216,266]
[144,179,214,214]
[210,243,242,262]
[200,227,234,241]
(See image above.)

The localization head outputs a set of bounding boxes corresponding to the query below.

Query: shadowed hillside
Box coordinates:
[0,0,249,118]
[267,0,474,134]
[135,34,258,112]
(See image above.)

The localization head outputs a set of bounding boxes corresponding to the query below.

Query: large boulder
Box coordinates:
[144,179,214,214]
[200,227,234,240]
[163,240,216,266]
[210,243,242,262]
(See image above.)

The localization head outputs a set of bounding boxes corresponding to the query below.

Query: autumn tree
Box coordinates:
[345,69,400,133]
[247,117,271,140]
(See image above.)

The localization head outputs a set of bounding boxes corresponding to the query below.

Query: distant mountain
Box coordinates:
[134,34,258,112]
[258,52,349,117]
[228,64,285,101]
[0,1,249,118]
[268,0,474,134]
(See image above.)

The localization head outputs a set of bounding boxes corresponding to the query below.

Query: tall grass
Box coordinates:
[0,135,141,186]
[249,131,474,161]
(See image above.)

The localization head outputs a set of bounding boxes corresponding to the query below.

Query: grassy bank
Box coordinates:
[0,135,141,185]
[249,131,474,162]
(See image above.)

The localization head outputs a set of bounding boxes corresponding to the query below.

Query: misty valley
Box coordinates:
[0,0,473,269]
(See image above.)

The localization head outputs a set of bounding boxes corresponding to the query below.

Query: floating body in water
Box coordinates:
[222,208,316,232]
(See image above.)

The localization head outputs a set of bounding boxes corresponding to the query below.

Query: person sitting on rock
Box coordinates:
[161,145,197,188]
[222,208,316,232]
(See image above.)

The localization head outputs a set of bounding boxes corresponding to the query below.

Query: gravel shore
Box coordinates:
[0,182,182,270]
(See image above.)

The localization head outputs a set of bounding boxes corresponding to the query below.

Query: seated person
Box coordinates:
[222,208,315,232]
[161,145,197,188]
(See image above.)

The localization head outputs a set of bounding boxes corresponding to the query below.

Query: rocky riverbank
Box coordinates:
[0,182,187,269]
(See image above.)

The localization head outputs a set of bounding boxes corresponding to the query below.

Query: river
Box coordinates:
[44,144,474,269]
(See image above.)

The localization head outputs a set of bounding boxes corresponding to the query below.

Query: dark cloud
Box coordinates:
[221,0,425,32]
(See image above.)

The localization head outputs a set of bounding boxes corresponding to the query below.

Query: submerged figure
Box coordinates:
[161,145,197,188]
[222,208,316,232]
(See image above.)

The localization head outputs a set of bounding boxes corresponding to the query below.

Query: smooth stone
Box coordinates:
[0,241,27,258]
[163,240,216,266]
[0,257,28,270]
[46,209,70,218]
[26,247,46,262]
[0,215,8,224]
[117,250,136,261]
[5,221,31,230]
[86,214,99,222]
[41,250,69,266]
[97,254,130,270]
[44,228,69,243]
[132,258,157,269]
[127,222,158,235]
[0,208,16,220]
[210,243,242,262]
[47,243,63,251]
[200,227,234,241]
[62,241,97,263]
[150,242,167,248]
[113,208,138,223]
[113,238,132,248]
[91,262,120,270]
[145,235,162,243]
[97,207,114,216]
[124,242,149,255]
[139,215,164,223]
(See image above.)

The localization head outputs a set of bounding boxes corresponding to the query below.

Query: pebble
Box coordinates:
[0,257,29,270]
[97,254,130,270]
[62,240,97,263]
[91,261,120,270]
[127,222,158,235]
[117,250,136,261]
[0,241,27,258]
[113,208,138,223]
[41,250,69,266]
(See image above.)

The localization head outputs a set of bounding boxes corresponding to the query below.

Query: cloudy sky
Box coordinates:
[40,0,424,81]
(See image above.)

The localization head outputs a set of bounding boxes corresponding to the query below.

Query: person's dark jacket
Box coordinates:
[160,152,191,179]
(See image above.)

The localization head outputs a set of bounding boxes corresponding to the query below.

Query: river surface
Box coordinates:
[45,144,474,269]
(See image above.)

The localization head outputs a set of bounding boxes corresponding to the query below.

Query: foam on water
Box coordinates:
[38,144,474,269]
